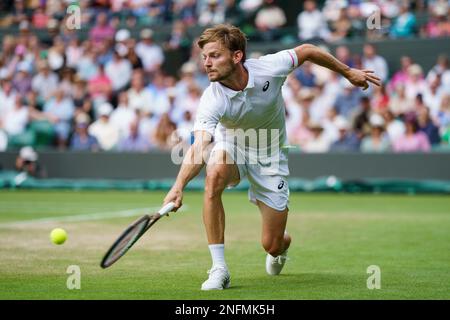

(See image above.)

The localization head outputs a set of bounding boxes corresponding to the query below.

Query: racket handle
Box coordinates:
[158,202,175,217]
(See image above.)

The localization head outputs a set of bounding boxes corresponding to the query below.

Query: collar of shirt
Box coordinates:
[218,64,254,98]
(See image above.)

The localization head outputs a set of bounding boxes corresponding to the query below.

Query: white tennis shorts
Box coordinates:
[210,140,290,212]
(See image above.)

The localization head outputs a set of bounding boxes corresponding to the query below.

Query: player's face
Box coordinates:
[201,41,236,82]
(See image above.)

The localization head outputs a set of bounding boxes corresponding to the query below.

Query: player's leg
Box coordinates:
[201,149,240,290]
[257,200,291,276]
[258,200,291,256]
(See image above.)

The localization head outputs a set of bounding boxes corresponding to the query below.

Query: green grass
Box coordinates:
[0,190,449,299]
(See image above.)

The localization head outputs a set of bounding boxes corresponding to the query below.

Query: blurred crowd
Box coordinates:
[284,44,450,153]
[0,0,449,153]
[0,1,449,41]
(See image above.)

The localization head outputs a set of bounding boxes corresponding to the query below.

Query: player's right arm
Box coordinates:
[163,130,213,211]
[163,85,224,211]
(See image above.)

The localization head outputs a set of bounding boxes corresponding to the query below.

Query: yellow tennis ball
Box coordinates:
[50,228,67,245]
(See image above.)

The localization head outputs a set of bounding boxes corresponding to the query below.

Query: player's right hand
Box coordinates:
[163,187,183,212]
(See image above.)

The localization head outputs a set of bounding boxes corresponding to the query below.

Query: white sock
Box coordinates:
[208,244,227,269]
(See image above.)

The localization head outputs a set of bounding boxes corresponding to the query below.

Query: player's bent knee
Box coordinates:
[205,169,227,199]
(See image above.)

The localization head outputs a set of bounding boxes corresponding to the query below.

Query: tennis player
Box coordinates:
[164,24,381,290]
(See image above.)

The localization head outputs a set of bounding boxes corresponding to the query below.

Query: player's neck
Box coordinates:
[219,64,248,92]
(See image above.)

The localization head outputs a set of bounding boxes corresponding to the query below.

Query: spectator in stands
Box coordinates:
[390,3,417,38]
[382,109,406,142]
[183,83,201,118]
[436,94,450,130]
[129,0,151,21]
[239,0,264,14]
[110,91,137,139]
[32,5,49,29]
[360,114,391,152]
[11,61,32,96]
[404,64,428,101]
[199,0,225,26]
[392,113,431,152]
[353,96,372,138]
[152,113,177,151]
[66,38,84,69]
[324,111,343,144]
[335,45,356,68]
[254,0,286,41]
[176,110,195,147]
[423,76,445,117]
[329,116,360,152]
[135,28,164,74]
[329,7,352,41]
[334,78,363,118]
[41,87,75,148]
[76,43,99,81]
[89,12,115,46]
[125,39,144,70]
[31,60,58,102]
[296,88,317,121]
[174,0,198,26]
[372,83,390,113]
[70,113,100,151]
[388,55,413,93]
[297,0,330,41]
[59,67,77,98]
[88,63,112,116]
[291,109,313,150]
[427,54,450,93]
[417,107,441,145]
[294,61,316,88]
[1,95,29,137]
[127,69,152,112]
[388,83,415,116]
[88,102,120,151]
[0,78,17,115]
[302,120,331,153]
[146,71,171,118]
[224,0,245,26]
[164,20,192,63]
[47,36,66,72]
[362,44,389,83]
[117,119,151,152]
[423,3,450,38]
[308,84,330,123]
[105,50,132,93]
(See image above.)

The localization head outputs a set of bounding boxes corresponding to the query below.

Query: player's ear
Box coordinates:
[233,50,244,64]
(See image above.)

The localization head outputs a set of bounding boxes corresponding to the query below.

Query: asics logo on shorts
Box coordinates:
[263,81,270,92]
[278,180,285,189]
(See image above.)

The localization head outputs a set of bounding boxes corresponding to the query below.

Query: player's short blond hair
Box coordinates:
[197,24,247,62]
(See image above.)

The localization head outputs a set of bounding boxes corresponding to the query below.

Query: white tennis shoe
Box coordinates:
[265,249,289,275]
[201,266,230,290]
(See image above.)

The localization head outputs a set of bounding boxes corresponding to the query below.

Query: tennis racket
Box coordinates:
[100,202,176,269]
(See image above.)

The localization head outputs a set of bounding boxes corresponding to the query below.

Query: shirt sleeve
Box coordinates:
[193,87,225,137]
[258,49,299,77]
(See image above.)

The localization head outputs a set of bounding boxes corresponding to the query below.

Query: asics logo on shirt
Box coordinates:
[278,180,285,190]
[263,81,270,92]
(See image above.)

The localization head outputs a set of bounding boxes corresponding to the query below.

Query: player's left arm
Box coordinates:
[293,44,382,90]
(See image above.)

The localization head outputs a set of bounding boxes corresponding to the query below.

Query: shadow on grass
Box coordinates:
[238,272,359,291]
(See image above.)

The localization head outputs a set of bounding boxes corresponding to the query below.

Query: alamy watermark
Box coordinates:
[366,265,381,289]
[366,8,382,30]
[66,265,81,290]
[66,4,81,30]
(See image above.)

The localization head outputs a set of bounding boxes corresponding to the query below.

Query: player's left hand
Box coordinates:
[345,68,382,90]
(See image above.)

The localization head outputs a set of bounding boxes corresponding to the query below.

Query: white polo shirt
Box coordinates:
[193,49,299,153]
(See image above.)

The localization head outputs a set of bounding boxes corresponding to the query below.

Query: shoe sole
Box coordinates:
[201,279,230,291]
